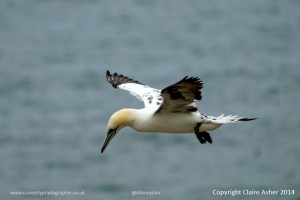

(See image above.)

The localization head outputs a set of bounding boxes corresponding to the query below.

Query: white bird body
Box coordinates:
[101,70,256,153]
[124,108,220,133]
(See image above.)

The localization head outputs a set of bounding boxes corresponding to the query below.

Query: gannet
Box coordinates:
[101,70,256,153]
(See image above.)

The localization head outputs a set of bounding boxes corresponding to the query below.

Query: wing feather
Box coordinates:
[106,70,162,109]
[156,76,203,113]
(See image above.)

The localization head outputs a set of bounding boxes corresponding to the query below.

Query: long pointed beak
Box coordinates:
[101,129,117,154]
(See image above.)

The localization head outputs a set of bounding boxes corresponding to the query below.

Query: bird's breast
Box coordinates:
[131,112,199,133]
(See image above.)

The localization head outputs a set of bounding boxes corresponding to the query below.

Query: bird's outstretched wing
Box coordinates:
[106,70,163,109]
[155,76,203,114]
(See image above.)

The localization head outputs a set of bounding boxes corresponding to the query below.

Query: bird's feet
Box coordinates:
[194,123,212,144]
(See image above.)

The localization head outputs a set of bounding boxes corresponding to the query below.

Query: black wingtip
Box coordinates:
[106,70,118,88]
[105,70,143,88]
[106,70,111,80]
[239,118,257,122]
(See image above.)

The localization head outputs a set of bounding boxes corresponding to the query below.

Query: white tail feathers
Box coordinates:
[206,114,256,124]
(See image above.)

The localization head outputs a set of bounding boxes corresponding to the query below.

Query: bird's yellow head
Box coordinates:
[101,109,136,153]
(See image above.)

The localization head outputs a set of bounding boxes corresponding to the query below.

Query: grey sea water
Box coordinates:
[1,0,300,199]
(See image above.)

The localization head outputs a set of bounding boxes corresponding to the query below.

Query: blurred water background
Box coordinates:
[0,0,300,199]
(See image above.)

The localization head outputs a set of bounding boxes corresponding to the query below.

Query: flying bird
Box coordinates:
[101,70,256,153]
